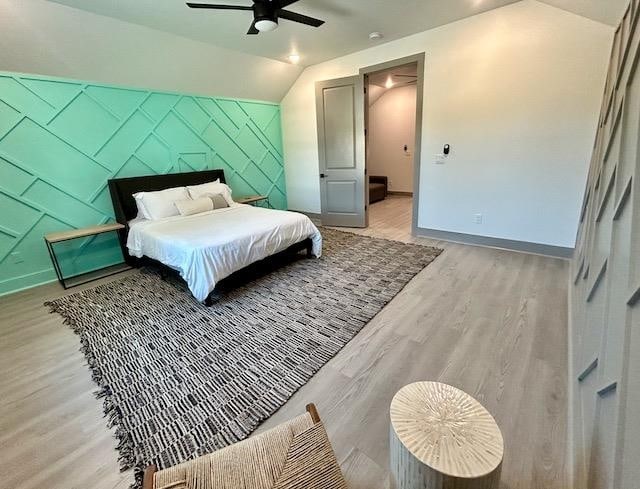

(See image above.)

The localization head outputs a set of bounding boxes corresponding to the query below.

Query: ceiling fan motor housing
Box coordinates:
[253,1,277,23]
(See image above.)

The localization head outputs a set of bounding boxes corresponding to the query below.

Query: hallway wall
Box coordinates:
[368,85,416,193]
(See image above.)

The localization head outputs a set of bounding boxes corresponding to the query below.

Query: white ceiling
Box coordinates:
[47,0,523,66]
[537,0,629,26]
[368,63,418,89]
[367,63,418,105]
[47,0,625,67]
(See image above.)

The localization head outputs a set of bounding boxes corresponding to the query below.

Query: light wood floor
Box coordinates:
[0,196,569,489]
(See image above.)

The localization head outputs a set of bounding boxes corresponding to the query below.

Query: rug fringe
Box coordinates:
[45,300,141,488]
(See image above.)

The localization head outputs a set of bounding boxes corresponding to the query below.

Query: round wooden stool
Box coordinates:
[389,382,504,489]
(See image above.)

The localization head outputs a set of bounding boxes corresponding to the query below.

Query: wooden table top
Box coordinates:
[236,195,268,204]
[45,223,125,243]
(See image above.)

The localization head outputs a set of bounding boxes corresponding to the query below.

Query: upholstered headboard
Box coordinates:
[108,169,226,224]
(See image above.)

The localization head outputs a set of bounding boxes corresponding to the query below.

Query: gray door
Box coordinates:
[316,76,367,227]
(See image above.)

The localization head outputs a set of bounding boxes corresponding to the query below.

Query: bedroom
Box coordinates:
[1,1,639,488]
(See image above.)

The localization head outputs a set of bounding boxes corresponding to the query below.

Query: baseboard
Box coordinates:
[0,258,127,297]
[388,191,413,196]
[414,227,574,259]
[0,269,57,297]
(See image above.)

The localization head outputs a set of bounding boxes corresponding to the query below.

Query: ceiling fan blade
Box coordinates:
[276,0,300,7]
[277,9,324,27]
[247,20,259,34]
[186,3,253,10]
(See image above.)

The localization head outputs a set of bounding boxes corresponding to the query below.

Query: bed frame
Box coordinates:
[107,169,313,305]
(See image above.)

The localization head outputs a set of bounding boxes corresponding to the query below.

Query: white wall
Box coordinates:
[281,0,612,247]
[368,85,417,193]
[0,0,302,102]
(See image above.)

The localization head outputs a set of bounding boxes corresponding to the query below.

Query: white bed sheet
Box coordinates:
[127,204,322,301]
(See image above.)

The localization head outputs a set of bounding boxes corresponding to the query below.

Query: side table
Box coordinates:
[389,381,504,489]
[44,223,132,289]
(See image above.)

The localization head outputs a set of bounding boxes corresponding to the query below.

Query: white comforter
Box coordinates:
[127,204,322,301]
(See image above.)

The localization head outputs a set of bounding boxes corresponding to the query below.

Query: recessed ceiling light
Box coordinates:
[288,53,301,64]
[385,76,394,89]
[369,32,384,41]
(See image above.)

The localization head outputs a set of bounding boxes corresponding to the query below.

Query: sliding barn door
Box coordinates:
[570,2,640,488]
[316,76,367,227]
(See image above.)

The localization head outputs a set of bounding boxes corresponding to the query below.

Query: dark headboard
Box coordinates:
[108,169,226,224]
[108,169,226,265]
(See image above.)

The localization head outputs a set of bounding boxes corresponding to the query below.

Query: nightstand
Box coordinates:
[44,223,132,289]
[235,195,270,207]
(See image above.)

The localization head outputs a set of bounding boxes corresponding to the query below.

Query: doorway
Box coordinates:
[315,53,424,236]
[364,61,419,237]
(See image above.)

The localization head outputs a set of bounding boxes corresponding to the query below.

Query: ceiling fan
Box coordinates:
[186,0,325,34]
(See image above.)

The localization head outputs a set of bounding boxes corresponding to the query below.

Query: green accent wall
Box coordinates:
[0,71,287,296]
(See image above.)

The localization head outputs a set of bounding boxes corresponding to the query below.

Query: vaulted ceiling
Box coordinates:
[46,0,522,66]
[538,0,629,26]
[48,0,627,67]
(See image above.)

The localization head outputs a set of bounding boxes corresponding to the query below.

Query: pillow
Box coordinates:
[210,193,230,209]
[175,196,214,216]
[187,180,234,206]
[133,198,149,221]
[133,186,189,220]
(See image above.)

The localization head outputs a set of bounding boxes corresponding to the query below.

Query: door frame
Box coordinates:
[359,53,426,236]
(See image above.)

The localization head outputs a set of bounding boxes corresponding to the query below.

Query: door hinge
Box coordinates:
[364,86,367,94]
[319,173,326,178]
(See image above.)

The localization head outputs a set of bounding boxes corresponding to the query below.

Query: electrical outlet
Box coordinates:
[10,252,24,264]
[474,213,483,224]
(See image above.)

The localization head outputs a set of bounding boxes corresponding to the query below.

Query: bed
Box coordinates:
[108,169,322,304]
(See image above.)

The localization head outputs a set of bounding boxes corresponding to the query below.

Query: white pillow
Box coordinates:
[133,186,189,220]
[187,180,234,206]
[133,195,149,220]
[175,197,214,216]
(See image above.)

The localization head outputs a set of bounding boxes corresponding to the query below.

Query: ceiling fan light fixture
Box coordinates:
[186,1,324,35]
[255,18,278,32]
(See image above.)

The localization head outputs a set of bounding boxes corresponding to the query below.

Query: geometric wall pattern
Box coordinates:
[570,1,640,488]
[0,71,286,295]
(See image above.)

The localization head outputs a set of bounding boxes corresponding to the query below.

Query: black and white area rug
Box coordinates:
[46,228,442,487]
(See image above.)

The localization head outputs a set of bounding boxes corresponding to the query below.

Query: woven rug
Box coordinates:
[46,228,442,487]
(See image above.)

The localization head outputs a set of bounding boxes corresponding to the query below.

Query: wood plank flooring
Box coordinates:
[0,196,569,489]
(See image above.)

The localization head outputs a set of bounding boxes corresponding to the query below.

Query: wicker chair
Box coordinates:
[142,404,347,489]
